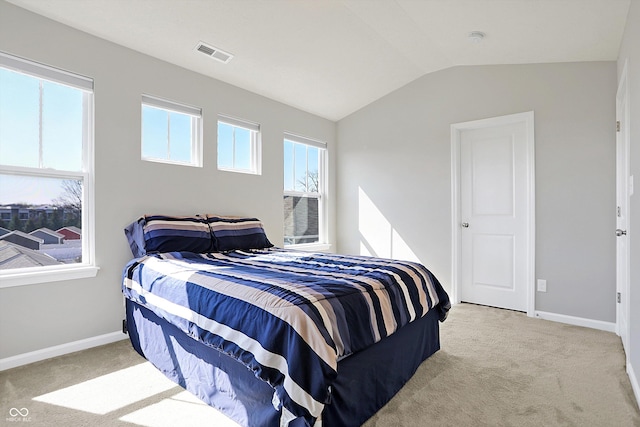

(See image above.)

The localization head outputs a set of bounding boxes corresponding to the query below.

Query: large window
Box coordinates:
[0,52,96,285]
[141,95,202,167]
[217,115,261,174]
[283,133,326,246]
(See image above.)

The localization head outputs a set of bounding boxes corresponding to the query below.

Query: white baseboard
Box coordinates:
[0,331,126,371]
[533,310,616,333]
[629,362,640,411]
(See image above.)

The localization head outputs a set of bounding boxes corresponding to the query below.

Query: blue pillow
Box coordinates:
[124,215,213,257]
[124,217,147,258]
[205,215,273,251]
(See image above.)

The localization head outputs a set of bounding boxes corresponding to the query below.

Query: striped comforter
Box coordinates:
[122,248,449,426]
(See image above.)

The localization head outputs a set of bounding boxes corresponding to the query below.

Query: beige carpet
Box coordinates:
[364,304,640,427]
[1,303,639,426]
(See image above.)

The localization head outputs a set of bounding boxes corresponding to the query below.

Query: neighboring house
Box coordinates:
[0,205,29,222]
[56,226,81,240]
[0,230,44,251]
[284,195,319,245]
[0,205,71,224]
[30,228,65,245]
[0,240,61,269]
[0,227,10,237]
[0,206,10,222]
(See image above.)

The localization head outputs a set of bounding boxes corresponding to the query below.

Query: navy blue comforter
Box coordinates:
[122,248,449,426]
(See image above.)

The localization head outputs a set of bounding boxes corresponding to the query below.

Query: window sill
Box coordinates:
[0,265,100,288]
[217,167,261,176]
[142,157,202,168]
[284,243,333,253]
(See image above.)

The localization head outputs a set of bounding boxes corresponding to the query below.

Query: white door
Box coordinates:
[616,62,630,355]
[453,112,534,313]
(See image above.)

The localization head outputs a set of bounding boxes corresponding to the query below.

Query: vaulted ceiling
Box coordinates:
[7,0,631,121]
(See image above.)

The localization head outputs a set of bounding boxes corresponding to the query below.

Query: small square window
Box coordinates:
[141,95,202,167]
[217,116,260,174]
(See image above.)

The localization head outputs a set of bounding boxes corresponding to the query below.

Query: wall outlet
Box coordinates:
[537,279,547,292]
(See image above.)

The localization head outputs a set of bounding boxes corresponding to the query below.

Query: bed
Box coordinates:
[122,215,450,427]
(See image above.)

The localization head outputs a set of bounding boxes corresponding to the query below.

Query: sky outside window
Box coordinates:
[234,126,251,171]
[284,140,294,190]
[42,81,83,171]
[142,106,168,160]
[218,122,234,168]
[284,139,321,193]
[168,112,191,163]
[218,121,256,172]
[1,69,41,169]
[0,67,85,205]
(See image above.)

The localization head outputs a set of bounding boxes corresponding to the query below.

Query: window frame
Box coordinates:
[217,115,261,175]
[141,94,203,167]
[0,51,98,287]
[283,132,327,248]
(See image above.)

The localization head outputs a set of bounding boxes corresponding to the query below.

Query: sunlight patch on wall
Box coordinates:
[358,187,419,262]
[391,229,419,263]
[33,362,176,414]
[358,187,391,258]
[119,391,242,427]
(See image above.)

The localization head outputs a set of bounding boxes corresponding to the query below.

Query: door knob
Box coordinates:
[461,222,469,228]
[616,229,627,237]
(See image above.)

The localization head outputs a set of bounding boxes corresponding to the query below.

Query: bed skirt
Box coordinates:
[126,298,441,426]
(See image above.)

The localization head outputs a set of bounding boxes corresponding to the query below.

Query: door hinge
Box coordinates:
[617,206,621,217]
[617,121,621,132]
[617,292,621,303]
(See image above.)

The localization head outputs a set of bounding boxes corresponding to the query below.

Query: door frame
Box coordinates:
[451,111,536,317]
[616,59,630,357]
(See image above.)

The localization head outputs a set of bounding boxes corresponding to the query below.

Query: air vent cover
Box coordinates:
[195,41,233,64]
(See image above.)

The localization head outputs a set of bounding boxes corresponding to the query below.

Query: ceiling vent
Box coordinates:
[195,41,233,64]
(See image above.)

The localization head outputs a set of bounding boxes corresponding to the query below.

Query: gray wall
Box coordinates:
[618,0,640,402]
[336,61,617,322]
[0,2,336,359]
[0,0,627,371]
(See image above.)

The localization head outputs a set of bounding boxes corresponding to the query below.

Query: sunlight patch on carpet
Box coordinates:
[119,391,241,427]
[33,362,176,414]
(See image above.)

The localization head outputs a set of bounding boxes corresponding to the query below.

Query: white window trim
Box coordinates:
[0,51,92,91]
[141,95,203,167]
[289,242,333,253]
[217,115,261,175]
[284,132,326,149]
[0,52,97,287]
[0,265,99,288]
[142,95,201,116]
[283,133,328,247]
